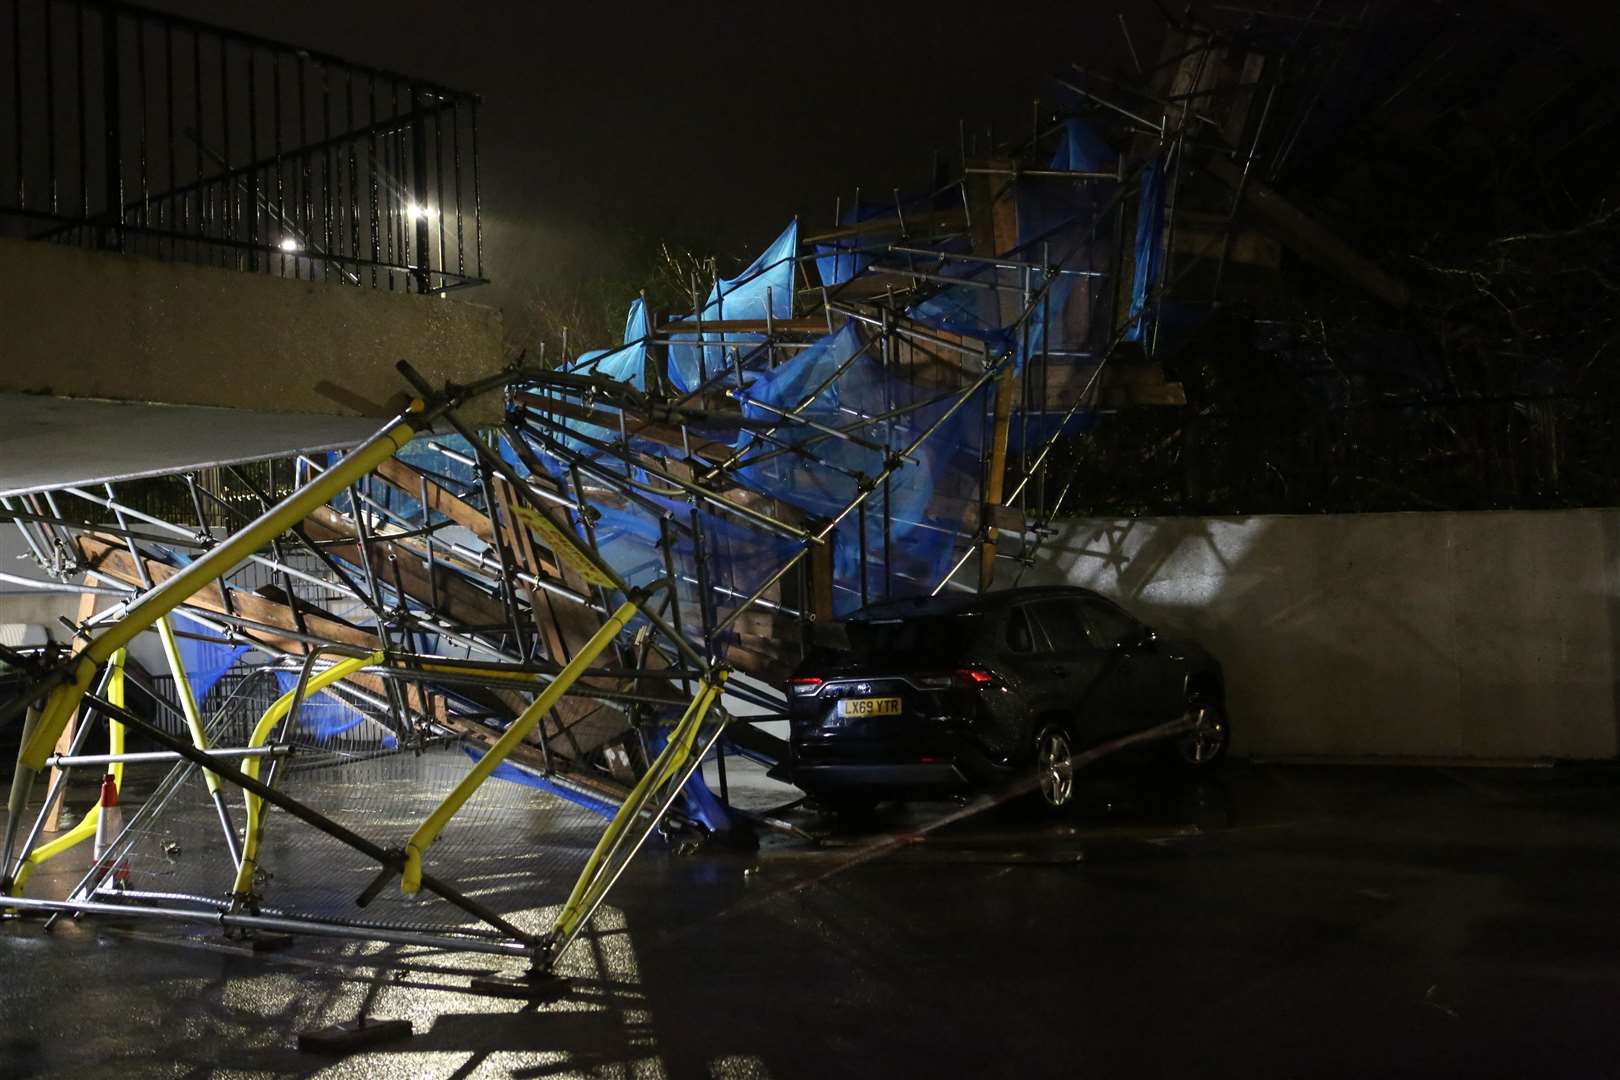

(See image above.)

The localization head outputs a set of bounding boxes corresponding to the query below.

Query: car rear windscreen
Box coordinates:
[846,613,981,662]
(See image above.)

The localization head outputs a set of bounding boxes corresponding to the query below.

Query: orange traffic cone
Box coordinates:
[92,773,129,888]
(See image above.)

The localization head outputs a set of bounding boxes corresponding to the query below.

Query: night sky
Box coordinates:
[141,0,1617,351]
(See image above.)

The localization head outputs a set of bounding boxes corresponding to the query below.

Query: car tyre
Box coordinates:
[1170,701,1230,772]
[1033,723,1077,812]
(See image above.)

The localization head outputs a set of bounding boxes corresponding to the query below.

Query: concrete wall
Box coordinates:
[1007,509,1620,762]
[0,237,506,424]
[0,525,166,676]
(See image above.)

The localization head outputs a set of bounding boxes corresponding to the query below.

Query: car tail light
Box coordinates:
[788,676,824,697]
[955,667,994,688]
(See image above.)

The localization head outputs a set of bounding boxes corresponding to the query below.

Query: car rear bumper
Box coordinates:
[791,761,971,794]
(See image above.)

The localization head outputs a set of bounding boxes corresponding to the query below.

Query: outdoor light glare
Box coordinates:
[406,202,435,221]
[279,237,300,252]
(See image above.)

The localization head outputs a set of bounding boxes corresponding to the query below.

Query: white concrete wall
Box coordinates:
[0,524,83,642]
[0,525,167,675]
[1005,510,1620,761]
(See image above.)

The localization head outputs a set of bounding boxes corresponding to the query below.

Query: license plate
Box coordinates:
[837,696,902,718]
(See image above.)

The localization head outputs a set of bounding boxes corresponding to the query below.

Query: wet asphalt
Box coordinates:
[4,760,1620,1078]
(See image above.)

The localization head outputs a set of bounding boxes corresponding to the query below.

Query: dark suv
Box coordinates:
[786,586,1227,811]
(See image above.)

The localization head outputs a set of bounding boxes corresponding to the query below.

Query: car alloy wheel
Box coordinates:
[1177,703,1228,766]
[1036,726,1075,808]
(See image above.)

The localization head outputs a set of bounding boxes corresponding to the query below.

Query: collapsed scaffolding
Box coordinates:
[1,3,1454,976]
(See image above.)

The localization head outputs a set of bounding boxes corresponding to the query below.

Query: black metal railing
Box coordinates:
[1056,391,1620,518]
[0,0,484,293]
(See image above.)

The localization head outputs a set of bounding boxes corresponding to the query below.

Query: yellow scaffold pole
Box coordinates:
[398,596,642,896]
[1,407,421,894]
[154,614,252,868]
[9,407,423,811]
[155,618,222,796]
[229,650,383,899]
[549,671,727,944]
[10,649,127,895]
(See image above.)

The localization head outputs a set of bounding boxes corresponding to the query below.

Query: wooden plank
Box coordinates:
[1171,226,1281,269]
[979,370,1019,591]
[74,533,400,703]
[1163,33,1225,134]
[803,208,969,244]
[372,458,493,543]
[960,159,1022,334]
[302,507,512,630]
[717,610,800,685]
[511,393,735,463]
[547,702,632,758]
[71,533,642,765]
[799,271,921,302]
[987,504,1024,534]
[491,476,617,735]
[370,458,584,582]
[504,479,641,758]
[654,317,836,336]
[1204,156,1412,309]
[725,644,795,686]
[965,152,1023,592]
[43,575,100,832]
[809,533,834,625]
[1099,362,1187,407]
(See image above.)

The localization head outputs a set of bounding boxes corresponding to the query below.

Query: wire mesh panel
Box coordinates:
[257,740,604,933]
[103,668,606,937]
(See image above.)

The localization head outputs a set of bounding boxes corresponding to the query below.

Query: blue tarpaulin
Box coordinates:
[733,321,984,612]
[646,726,732,833]
[172,611,249,701]
[459,746,619,819]
[270,670,394,745]
[575,295,650,390]
[555,297,653,455]
[1125,158,1165,343]
[668,221,798,393]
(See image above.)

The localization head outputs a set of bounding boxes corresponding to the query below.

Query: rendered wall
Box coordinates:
[0,237,506,424]
[1008,510,1620,761]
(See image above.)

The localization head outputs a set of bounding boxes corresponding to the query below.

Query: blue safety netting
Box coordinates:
[810,193,950,289]
[732,321,987,612]
[551,297,653,457]
[1018,117,1115,349]
[1018,118,1116,247]
[646,726,733,833]
[667,221,798,393]
[1126,158,1165,343]
[271,670,395,745]
[460,746,617,819]
[1120,151,1210,359]
[906,280,1013,353]
[904,118,1119,386]
[401,433,482,488]
[580,459,803,651]
[172,611,250,700]
[575,296,650,388]
[813,203,888,287]
[498,116,1160,780]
